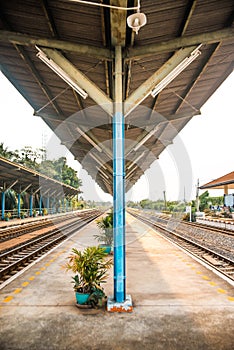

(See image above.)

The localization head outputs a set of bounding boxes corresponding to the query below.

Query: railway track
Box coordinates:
[0,210,98,243]
[188,221,234,235]
[128,209,234,284]
[141,211,234,237]
[0,209,102,285]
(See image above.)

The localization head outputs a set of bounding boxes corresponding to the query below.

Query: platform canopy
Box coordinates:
[0,0,233,194]
[200,171,234,192]
[0,156,80,197]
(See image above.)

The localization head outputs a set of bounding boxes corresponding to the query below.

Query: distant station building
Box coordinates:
[200,171,234,208]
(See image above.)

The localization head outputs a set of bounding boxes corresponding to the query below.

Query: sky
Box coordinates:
[0,70,233,202]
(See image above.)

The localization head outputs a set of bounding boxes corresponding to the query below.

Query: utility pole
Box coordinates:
[163,190,167,211]
[196,179,200,212]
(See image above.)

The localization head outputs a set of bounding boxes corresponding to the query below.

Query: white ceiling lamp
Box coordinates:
[127,12,147,35]
[127,0,147,35]
[36,47,88,99]
[151,45,202,98]
[69,0,147,34]
[76,127,102,152]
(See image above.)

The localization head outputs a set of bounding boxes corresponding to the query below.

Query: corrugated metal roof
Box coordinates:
[0,0,233,194]
[200,171,234,190]
[0,156,80,196]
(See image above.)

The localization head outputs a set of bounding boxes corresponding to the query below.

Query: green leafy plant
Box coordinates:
[65,246,113,294]
[4,212,11,220]
[95,212,113,246]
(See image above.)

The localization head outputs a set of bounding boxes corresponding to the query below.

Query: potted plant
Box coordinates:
[4,212,11,221]
[95,211,113,254]
[65,246,112,308]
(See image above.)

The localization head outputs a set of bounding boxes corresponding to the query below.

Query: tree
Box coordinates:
[12,146,45,170]
[40,157,82,189]
[199,191,210,211]
[0,142,14,160]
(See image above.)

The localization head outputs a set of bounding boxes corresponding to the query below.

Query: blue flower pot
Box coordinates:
[75,292,90,305]
[99,244,111,254]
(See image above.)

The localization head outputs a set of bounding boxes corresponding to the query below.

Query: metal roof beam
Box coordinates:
[37,47,113,116]
[110,0,128,46]
[126,27,234,60]
[166,111,201,121]
[179,0,197,36]
[0,30,113,61]
[74,126,112,158]
[39,0,58,38]
[21,184,32,193]
[5,180,18,191]
[33,187,41,195]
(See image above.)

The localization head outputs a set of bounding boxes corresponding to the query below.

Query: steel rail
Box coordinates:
[0,210,98,242]
[128,210,234,283]
[0,210,102,283]
[140,211,234,237]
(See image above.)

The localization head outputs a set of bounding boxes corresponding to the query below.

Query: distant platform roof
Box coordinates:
[200,171,234,190]
[0,1,233,194]
[0,156,80,197]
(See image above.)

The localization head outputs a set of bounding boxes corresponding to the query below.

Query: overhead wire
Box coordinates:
[67,0,140,11]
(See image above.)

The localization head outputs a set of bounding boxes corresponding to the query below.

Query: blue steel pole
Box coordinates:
[39,195,42,215]
[1,191,5,220]
[113,46,126,303]
[18,193,21,218]
[53,197,55,214]
[46,196,50,214]
[29,194,33,217]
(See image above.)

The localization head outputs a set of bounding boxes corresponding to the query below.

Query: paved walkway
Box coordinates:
[0,214,234,349]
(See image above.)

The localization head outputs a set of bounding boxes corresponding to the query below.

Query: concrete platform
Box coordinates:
[0,213,234,350]
[0,210,86,229]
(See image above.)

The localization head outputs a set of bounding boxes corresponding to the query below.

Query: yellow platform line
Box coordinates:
[13,288,22,294]
[202,275,210,280]
[227,296,234,302]
[3,296,13,303]
[217,288,227,294]
[209,281,217,286]
[22,282,29,287]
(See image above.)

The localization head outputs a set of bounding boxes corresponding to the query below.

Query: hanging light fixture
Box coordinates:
[127,12,147,34]
[127,0,147,34]
[151,45,202,98]
[36,47,88,99]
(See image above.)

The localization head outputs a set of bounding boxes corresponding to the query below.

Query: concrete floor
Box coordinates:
[0,213,234,350]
